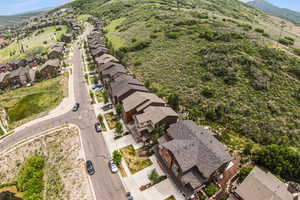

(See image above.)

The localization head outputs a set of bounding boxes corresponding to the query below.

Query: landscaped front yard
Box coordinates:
[120,145,152,174]
[104,112,118,129]
[95,90,104,103]
[0,74,68,129]
[164,196,176,200]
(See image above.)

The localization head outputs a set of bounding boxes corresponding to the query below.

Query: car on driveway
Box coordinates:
[90,84,102,90]
[72,103,80,112]
[86,160,95,175]
[95,123,102,133]
[108,160,118,173]
[102,103,113,111]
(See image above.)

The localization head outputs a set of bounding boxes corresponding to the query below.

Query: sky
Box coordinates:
[0,0,71,15]
[243,0,300,12]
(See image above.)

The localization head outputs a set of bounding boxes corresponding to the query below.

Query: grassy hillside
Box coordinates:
[0,10,46,28]
[0,25,67,62]
[68,0,300,148]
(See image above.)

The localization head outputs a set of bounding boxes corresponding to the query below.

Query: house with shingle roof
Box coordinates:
[9,66,35,87]
[229,167,295,200]
[109,77,149,104]
[127,106,178,142]
[95,54,119,68]
[155,120,233,197]
[0,72,10,89]
[40,59,60,79]
[121,91,166,123]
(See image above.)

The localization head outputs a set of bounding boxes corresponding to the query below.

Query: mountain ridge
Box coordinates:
[247,0,300,24]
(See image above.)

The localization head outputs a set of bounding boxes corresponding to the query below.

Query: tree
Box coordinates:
[103,90,109,103]
[112,150,122,166]
[253,144,300,182]
[243,142,254,156]
[167,93,180,111]
[151,124,165,143]
[239,165,253,181]
[148,169,160,184]
[115,121,123,135]
[116,104,123,116]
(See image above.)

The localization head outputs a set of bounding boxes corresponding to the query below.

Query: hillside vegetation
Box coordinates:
[0,10,46,28]
[67,0,300,148]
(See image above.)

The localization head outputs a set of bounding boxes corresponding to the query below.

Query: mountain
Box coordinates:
[0,9,49,28]
[247,0,300,24]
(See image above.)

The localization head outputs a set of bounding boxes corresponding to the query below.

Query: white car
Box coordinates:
[108,160,118,173]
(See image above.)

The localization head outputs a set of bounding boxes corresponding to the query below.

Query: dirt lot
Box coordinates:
[0,126,92,200]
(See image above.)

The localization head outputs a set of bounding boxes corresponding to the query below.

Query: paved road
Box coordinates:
[0,45,126,200]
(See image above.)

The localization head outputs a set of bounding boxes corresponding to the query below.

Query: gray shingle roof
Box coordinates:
[235,167,294,200]
[40,59,60,71]
[161,120,232,179]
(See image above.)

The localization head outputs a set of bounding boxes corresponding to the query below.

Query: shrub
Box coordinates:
[167,93,180,111]
[293,48,300,56]
[128,40,151,51]
[115,121,123,135]
[254,28,264,33]
[204,185,219,197]
[165,31,180,39]
[17,155,44,200]
[262,33,270,38]
[103,90,109,103]
[201,86,215,98]
[253,144,300,182]
[112,150,122,166]
[148,169,160,184]
[279,37,295,46]
[239,165,253,181]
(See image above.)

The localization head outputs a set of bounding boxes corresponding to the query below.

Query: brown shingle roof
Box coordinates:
[161,120,232,179]
[122,91,165,112]
[235,167,294,200]
[135,106,178,125]
[95,54,119,66]
[111,79,148,100]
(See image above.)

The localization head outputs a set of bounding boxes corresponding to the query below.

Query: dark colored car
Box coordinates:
[95,123,102,133]
[72,103,80,112]
[86,160,95,175]
[102,103,113,111]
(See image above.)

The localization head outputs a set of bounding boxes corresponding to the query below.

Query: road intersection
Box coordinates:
[0,42,126,200]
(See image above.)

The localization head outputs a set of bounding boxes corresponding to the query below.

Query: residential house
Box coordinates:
[95,54,119,68]
[0,64,7,72]
[8,59,26,71]
[61,33,72,43]
[229,167,295,200]
[101,64,128,84]
[109,77,149,104]
[127,106,179,142]
[0,39,9,48]
[90,46,108,58]
[40,59,60,78]
[121,91,166,123]
[155,120,233,198]
[0,72,10,89]
[9,66,35,87]
[48,47,64,59]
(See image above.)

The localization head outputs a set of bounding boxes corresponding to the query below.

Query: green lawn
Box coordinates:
[0,74,68,129]
[0,25,67,62]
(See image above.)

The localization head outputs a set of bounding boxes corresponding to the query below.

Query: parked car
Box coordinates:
[95,123,102,133]
[86,160,95,175]
[90,84,102,90]
[108,160,118,173]
[126,192,134,200]
[72,103,80,112]
[102,103,113,111]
